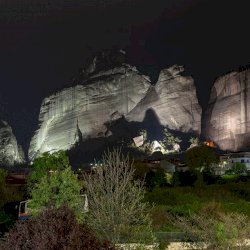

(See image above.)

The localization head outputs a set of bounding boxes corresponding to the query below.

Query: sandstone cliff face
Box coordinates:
[29,64,151,159]
[203,68,250,151]
[127,65,201,132]
[29,51,201,159]
[0,120,25,166]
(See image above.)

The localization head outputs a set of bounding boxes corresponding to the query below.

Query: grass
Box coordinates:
[146,180,250,232]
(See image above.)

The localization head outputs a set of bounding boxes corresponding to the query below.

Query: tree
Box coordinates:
[160,128,181,152]
[133,161,151,182]
[185,145,218,173]
[29,167,84,220]
[148,167,167,189]
[83,149,155,244]
[29,151,70,187]
[189,137,200,148]
[1,205,116,250]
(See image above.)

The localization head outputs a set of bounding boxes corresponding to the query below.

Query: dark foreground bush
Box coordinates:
[0,205,116,250]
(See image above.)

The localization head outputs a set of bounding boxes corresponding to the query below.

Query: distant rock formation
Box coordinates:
[203,67,250,151]
[127,65,201,132]
[29,50,201,159]
[0,120,25,166]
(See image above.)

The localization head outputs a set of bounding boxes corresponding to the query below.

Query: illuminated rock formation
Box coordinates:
[29,51,201,159]
[0,120,25,166]
[203,67,250,151]
[29,63,151,159]
[127,65,201,132]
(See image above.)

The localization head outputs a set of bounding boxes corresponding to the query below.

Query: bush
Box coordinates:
[169,211,250,249]
[0,205,116,250]
[83,149,154,244]
[173,171,197,186]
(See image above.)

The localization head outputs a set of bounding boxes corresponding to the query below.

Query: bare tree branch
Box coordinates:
[83,148,154,244]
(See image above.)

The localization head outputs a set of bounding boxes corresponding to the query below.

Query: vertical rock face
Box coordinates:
[127,65,201,132]
[29,63,152,159]
[29,51,201,160]
[0,120,25,166]
[203,68,250,151]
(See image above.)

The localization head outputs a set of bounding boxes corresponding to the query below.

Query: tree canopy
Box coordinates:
[27,151,84,220]
[29,166,84,220]
[185,145,219,172]
[28,151,70,189]
[160,128,182,152]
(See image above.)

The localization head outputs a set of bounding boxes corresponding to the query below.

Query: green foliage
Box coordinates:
[171,172,181,186]
[224,200,250,217]
[29,151,69,187]
[219,174,241,184]
[189,136,200,146]
[150,205,176,232]
[146,181,250,235]
[29,167,84,221]
[133,161,151,181]
[231,162,247,174]
[145,187,201,217]
[170,211,250,249]
[0,169,26,235]
[0,211,15,236]
[160,128,181,151]
[185,145,218,172]
[149,168,167,188]
[134,162,168,189]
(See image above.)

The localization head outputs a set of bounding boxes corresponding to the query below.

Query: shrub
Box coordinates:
[168,211,250,249]
[29,167,83,220]
[0,205,116,250]
[83,149,154,244]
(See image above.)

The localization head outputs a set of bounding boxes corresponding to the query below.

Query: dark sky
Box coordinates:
[0,0,249,151]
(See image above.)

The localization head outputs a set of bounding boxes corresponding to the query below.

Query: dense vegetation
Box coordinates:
[1,205,116,250]
[1,146,250,249]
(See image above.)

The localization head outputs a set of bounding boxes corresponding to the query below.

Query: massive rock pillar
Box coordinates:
[203,67,250,151]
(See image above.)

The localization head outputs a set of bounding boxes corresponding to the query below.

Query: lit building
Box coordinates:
[228,152,250,171]
[218,152,250,172]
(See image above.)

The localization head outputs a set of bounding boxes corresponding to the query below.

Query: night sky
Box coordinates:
[0,0,249,151]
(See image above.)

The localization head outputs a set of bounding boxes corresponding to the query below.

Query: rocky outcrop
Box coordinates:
[0,120,25,166]
[127,65,201,132]
[29,51,201,159]
[29,63,151,159]
[203,67,250,151]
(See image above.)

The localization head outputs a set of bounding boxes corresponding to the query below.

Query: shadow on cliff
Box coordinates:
[67,108,199,169]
